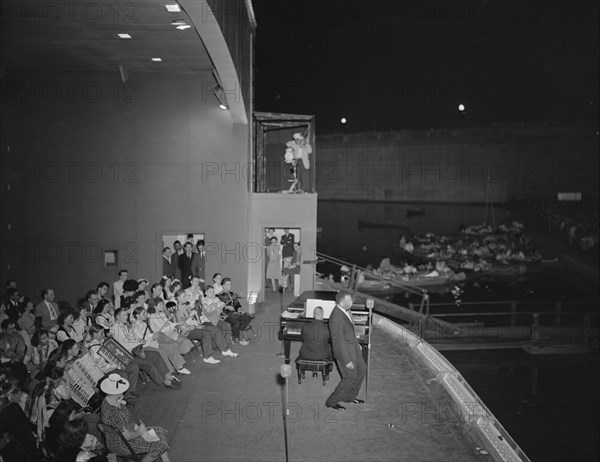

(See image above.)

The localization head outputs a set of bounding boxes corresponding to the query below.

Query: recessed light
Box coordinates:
[171,19,186,26]
[165,4,181,13]
[117,33,132,39]
[151,58,163,62]
[176,24,191,30]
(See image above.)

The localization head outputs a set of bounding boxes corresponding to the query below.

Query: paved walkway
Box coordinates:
[131,292,492,462]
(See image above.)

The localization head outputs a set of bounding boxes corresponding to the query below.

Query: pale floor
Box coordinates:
[132,291,493,462]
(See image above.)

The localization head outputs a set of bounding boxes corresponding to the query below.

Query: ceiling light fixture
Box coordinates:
[212,84,229,110]
[165,4,181,12]
[117,33,132,39]
[171,19,191,30]
[151,58,163,62]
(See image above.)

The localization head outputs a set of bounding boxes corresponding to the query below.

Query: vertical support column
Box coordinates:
[531,313,540,342]
[554,302,562,327]
[583,313,591,343]
[510,300,517,327]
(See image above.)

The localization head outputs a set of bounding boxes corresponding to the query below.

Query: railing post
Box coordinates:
[409,303,414,311]
[554,302,562,327]
[510,301,517,327]
[531,313,540,342]
[583,313,591,343]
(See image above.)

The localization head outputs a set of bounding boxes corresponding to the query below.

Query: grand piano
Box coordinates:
[278,291,372,365]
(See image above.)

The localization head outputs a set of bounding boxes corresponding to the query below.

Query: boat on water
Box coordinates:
[357,272,465,292]
[406,207,425,217]
[358,219,410,229]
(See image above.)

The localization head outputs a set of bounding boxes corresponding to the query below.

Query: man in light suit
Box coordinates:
[34,288,60,331]
[325,291,366,410]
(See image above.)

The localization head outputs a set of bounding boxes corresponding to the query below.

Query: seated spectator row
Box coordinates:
[0,272,255,462]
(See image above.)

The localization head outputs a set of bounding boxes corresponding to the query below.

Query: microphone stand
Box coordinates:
[280,364,292,462]
[277,284,286,357]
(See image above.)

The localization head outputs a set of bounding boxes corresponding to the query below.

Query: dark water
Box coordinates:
[317,200,598,304]
[317,200,599,462]
[442,349,599,462]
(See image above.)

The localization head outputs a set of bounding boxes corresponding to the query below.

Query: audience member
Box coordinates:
[100,374,171,462]
[218,278,254,345]
[112,270,128,309]
[174,290,220,364]
[34,288,60,330]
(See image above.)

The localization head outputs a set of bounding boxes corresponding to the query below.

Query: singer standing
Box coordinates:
[325,291,366,410]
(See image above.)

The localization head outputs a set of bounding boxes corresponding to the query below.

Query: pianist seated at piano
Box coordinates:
[298,306,332,361]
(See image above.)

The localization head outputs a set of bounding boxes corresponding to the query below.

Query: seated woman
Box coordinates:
[93,299,115,333]
[199,287,237,358]
[165,280,182,304]
[147,299,193,355]
[201,286,233,343]
[72,308,92,342]
[45,399,102,457]
[86,326,139,401]
[29,328,58,377]
[56,310,83,345]
[217,278,254,345]
[55,418,111,462]
[129,307,190,376]
[110,309,180,390]
[211,273,224,295]
[130,291,148,312]
[100,374,170,462]
[173,290,220,364]
[17,297,36,338]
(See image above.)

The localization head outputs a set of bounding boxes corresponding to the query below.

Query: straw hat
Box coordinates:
[100,373,130,395]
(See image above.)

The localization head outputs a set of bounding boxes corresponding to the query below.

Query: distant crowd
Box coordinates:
[542,199,599,252]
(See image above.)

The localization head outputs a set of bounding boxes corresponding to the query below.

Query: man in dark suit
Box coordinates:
[171,241,183,281]
[192,240,206,289]
[280,228,295,259]
[178,242,198,289]
[162,247,174,279]
[325,291,366,410]
[4,288,21,323]
[299,306,331,360]
[34,288,60,330]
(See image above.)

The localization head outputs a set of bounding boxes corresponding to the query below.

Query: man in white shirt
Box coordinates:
[113,270,128,309]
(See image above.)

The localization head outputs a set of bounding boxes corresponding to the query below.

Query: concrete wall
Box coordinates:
[248,193,318,302]
[0,69,250,304]
[316,124,599,202]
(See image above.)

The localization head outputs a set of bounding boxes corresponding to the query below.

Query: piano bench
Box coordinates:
[295,358,333,386]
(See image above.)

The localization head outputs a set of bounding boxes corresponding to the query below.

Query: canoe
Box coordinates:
[358,219,410,229]
[406,207,425,217]
[359,272,465,291]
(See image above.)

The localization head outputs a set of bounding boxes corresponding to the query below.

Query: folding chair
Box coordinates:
[97,421,145,462]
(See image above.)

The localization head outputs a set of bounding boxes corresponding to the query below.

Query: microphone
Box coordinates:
[280,364,292,378]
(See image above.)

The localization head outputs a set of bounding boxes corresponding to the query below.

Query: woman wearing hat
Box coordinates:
[100,373,171,462]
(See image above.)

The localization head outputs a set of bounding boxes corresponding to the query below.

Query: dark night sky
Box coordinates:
[252,0,599,133]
